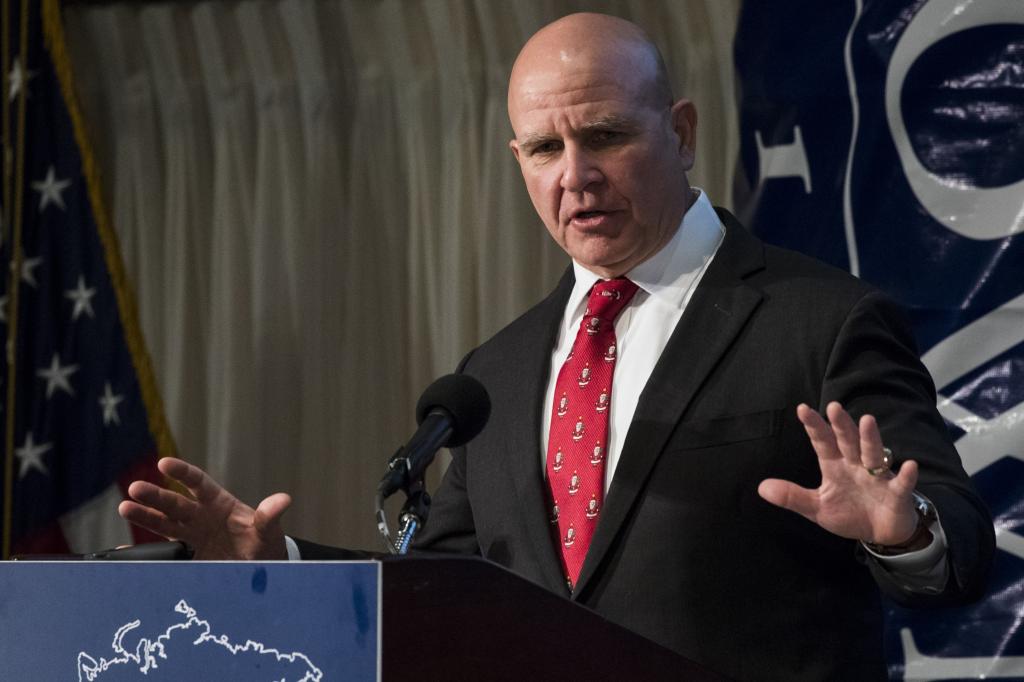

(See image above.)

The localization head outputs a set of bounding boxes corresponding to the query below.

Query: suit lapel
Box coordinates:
[501,267,575,594]
[574,210,767,595]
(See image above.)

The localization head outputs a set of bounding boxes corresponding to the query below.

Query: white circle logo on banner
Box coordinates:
[885,0,1024,240]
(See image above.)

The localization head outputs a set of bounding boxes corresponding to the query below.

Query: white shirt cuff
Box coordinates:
[861,501,948,593]
[285,535,301,561]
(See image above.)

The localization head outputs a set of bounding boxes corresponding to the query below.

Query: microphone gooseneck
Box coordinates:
[376,374,490,555]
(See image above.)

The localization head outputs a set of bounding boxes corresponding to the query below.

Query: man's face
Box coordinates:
[509,59,696,278]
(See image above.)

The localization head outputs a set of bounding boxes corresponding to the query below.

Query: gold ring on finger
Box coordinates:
[866,447,893,477]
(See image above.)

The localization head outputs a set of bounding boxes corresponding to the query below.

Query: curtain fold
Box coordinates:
[140,5,216,493]
[64,0,742,549]
[192,3,260,495]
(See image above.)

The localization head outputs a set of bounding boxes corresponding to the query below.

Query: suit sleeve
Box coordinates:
[409,443,481,555]
[290,538,380,560]
[821,290,995,606]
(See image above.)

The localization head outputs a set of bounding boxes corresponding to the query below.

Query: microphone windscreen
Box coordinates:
[415,374,491,447]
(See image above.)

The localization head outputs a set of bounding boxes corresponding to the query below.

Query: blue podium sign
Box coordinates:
[0,561,379,681]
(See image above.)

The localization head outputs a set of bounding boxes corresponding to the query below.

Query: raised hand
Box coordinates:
[758,402,921,547]
[118,457,291,560]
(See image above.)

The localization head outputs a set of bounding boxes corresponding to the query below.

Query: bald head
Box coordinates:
[505,12,697,277]
[508,13,673,122]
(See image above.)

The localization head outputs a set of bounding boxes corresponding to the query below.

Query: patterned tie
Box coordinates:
[546,277,639,590]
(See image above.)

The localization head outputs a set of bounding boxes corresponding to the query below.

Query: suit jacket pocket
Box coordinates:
[665,408,783,451]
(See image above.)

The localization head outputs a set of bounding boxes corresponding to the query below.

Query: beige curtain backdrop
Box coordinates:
[63,0,742,550]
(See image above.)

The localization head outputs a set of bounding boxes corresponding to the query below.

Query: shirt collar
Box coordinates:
[569,188,725,313]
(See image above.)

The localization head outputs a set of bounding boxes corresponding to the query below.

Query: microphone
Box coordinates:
[83,541,194,560]
[378,374,491,498]
[12,541,193,561]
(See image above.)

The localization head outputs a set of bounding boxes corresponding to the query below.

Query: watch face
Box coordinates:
[911,492,937,523]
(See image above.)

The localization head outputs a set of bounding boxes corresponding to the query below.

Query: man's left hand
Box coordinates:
[758,401,921,547]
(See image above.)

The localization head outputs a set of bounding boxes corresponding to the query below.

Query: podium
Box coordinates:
[0,555,725,680]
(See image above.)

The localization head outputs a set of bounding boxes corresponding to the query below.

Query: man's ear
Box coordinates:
[509,138,521,163]
[670,99,697,170]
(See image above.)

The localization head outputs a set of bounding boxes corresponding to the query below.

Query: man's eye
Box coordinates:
[591,131,622,145]
[531,141,562,155]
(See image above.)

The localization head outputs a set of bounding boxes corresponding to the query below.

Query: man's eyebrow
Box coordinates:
[518,115,638,149]
[579,115,636,132]
[518,132,559,149]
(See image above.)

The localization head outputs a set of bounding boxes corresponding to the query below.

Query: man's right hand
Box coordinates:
[118,457,291,560]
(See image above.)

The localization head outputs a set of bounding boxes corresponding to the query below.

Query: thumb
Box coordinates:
[253,492,292,535]
[758,478,820,520]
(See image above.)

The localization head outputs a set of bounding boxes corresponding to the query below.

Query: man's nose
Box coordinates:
[560,147,603,193]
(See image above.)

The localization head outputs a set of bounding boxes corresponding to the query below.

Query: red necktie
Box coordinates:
[547,278,639,589]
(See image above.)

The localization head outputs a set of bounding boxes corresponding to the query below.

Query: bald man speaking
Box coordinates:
[121,13,993,681]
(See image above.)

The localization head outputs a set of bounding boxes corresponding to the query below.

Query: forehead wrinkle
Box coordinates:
[510,63,661,136]
[519,71,643,103]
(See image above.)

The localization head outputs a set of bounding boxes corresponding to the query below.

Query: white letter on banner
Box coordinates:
[755,126,812,193]
[901,628,1024,680]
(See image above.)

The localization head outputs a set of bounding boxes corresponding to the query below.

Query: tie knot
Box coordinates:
[586,278,638,322]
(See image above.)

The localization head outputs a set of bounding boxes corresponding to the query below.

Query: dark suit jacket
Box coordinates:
[404,210,994,680]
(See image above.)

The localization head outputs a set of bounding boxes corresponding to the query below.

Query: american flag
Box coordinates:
[1,0,172,558]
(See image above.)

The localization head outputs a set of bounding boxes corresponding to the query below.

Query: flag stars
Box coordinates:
[15,432,51,479]
[8,57,37,101]
[18,256,43,287]
[36,353,79,399]
[31,165,72,212]
[65,276,97,320]
[99,383,125,426]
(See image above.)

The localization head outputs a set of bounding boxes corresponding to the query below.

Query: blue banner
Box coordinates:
[735,0,1024,678]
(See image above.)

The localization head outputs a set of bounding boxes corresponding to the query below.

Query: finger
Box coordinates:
[796,403,841,460]
[826,402,862,464]
[118,499,189,540]
[892,458,919,497]
[874,460,920,545]
[253,493,292,535]
[161,458,226,505]
[253,493,291,560]
[156,456,193,482]
[857,414,888,472]
[758,478,821,520]
[127,480,197,523]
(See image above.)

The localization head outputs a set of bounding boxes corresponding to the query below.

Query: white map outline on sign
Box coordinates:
[76,599,323,682]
